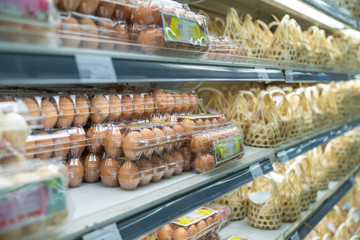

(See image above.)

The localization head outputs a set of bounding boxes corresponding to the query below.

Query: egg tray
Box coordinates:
[204,36,248,62]
[66,150,189,190]
[0,160,69,240]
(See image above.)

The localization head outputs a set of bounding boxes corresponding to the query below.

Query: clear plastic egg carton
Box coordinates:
[189,125,245,173]
[0,160,69,240]
[176,114,227,136]
[66,148,189,190]
[138,205,231,240]
[24,126,88,161]
[204,36,248,62]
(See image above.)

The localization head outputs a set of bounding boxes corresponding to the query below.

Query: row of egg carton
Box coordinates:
[0,89,200,130]
[22,114,229,163]
[0,160,69,240]
[66,149,191,189]
[56,0,208,50]
[138,204,231,240]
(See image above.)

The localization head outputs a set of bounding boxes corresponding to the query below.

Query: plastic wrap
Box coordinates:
[0,160,69,239]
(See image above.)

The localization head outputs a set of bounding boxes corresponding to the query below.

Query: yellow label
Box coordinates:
[173,207,217,227]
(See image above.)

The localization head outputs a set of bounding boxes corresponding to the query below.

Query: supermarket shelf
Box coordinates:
[28,146,274,240]
[301,0,360,30]
[219,164,360,240]
[276,117,360,164]
[0,42,356,86]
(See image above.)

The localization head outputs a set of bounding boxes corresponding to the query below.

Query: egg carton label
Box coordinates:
[226,236,248,240]
[213,134,244,165]
[172,207,217,227]
[179,114,220,119]
[0,0,52,26]
[0,176,66,233]
[162,12,207,47]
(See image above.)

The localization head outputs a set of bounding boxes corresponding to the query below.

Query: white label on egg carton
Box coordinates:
[75,54,117,83]
[249,163,263,180]
[83,223,122,240]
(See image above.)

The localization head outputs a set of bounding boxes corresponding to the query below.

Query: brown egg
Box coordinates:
[172,92,183,113]
[187,225,198,236]
[154,127,165,154]
[213,213,221,223]
[172,151,184,175]
[69,126,86,157]
[104,125,123,157]
[83,153,101,182]
[190,134,211,153]
[97,0,115,18]
[113,0,132,21]
[123,130,144,160]
[138,157,153,186]
[181,119,196,133]
[164,93,174,114]
[188,94,198,112]
[114,24,129,51]
[150,116,161,122]
[193,154,215,173]
[211,118,219,126]
[90,95,109,123]
[180,93,190,113]
[86,124,105,153]
[0,97,15,102]
[58,0,81,11]
[59,16,81,48]
[100,157,120,187]
[41,99,58,129]
[118,160,140,190]
[80,18,99,49]
[162,152,175,178]
[196,220,207,234]
[133,2,162,26]
[57,96,75,128]
[206,217,215,227]
[196,119,204,131]
[141,128,156,156]
[208,132,220,144]
[108,94,121,121]
[22,97,40,117]
[164,126,175,151]
[132,94,145,119]
[143,94,155,119]
[74,96,90,126]
[173,124,185,147]
[158,224,173,240]
[203,119,211,129]
[34,132,53,160]
[120,95,134,121]
[218,115,226,124]
[128,24,142,42]
[97,20,116,50]
[172,227,188,240]
[181,147,192,171]
[24,139,36,159]
[152,90,167,114]
[77,0,100,14]
[52,130,70,159]
[151,155,164,182]
[138,28,165,51]
[67,158,84,188]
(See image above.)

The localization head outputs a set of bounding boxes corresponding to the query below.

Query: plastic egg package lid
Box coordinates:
[205,36,249,61]
[176,114,227,135]
[139,204,231,240]
[0,159,70,240]
[24,127,88,161]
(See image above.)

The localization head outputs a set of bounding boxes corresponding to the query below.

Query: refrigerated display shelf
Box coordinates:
[0,43,355,86]
[28,146,274,240]
[276,117,360,164]
[219,164,360,240]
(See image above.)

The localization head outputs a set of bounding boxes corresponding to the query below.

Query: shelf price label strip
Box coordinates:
[285,70,351,82]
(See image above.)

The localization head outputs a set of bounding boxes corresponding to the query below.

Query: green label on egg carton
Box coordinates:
[162,12,207,47]
[213,134,244,165]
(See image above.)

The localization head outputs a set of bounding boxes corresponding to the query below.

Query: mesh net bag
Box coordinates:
[245,91,280,147]
[214,186,248,221]
[295,88,315,133]
[286,92,306,138]
[323,142,343,181]
[290,160,311,211]
[242,14,266,58]
[316,84,338,127]
[326,137,352,178]
[247,176,282,229]
[305,86,324,130]
[297,156,318,203]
